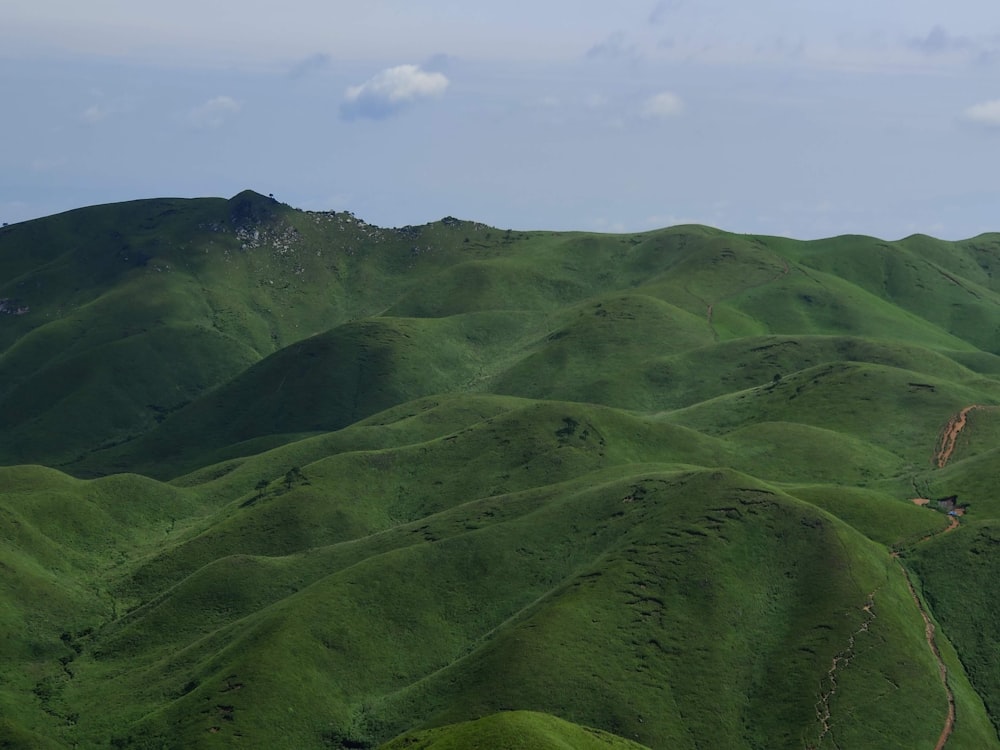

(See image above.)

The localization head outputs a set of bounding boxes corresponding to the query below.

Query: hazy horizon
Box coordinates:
[4,1,1000,240]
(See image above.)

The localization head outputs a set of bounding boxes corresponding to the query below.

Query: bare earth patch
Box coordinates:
[933,405,982,468]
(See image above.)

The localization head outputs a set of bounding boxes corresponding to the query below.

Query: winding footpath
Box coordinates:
[818,406,979,748]
[896,404,987,748]
[813,591,877,748]
[896,561,956,750]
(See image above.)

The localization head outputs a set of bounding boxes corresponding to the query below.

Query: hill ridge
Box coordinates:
[2,193,1000,748]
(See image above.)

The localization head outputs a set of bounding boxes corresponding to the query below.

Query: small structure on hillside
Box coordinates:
[936,495,968,516]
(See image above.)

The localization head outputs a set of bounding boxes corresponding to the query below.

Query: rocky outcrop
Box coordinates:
[0,298,28,315]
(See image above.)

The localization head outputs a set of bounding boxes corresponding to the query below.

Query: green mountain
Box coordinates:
[2,191,1000,748]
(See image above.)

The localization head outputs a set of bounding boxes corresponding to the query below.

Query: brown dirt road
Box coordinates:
[913,514,960,545]
[933,405,982,468]
[889,406,986,749]
[897,561,956,750]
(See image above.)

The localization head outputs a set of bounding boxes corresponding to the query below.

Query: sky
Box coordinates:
[3,1,1000,239]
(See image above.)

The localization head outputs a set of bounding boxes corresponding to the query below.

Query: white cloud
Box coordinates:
[81,104,108,124]
[641,91,684,119]
[963,99,1000,127]
[187,95,240,129]
[341,64,449,120]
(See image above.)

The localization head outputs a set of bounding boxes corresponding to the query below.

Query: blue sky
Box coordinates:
[3,1,1000,239]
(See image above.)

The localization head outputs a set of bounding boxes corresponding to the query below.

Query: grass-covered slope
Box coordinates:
[3,193,1000,748]
[0,456,973,749]
[378,710,653,749]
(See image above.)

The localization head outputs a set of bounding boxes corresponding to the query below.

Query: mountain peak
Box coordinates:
[227,189,282,227]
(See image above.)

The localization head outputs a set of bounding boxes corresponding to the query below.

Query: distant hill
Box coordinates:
[2,191,1000,748]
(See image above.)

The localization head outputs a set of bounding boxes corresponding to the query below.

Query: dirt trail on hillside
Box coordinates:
[811,591,877,748]
[933,405,982,468]
[912,515,960,546]
[896,560,956,750]
[882,409,982,750]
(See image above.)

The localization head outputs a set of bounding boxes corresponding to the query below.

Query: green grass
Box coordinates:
[43,469,949,748]
[3,192,1000,747]
[784,484,950,547]
[663,360,999,465]
[378,710,652,749]
[906,522,1000,742]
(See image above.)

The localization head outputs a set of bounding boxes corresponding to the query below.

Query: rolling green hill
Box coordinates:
[2,192,1000,748]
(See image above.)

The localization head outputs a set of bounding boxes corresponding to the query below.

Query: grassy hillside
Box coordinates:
[2,192,1000,748]
[379,711,653,749]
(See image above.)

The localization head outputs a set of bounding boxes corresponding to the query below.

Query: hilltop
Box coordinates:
[2,191,1000,748]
